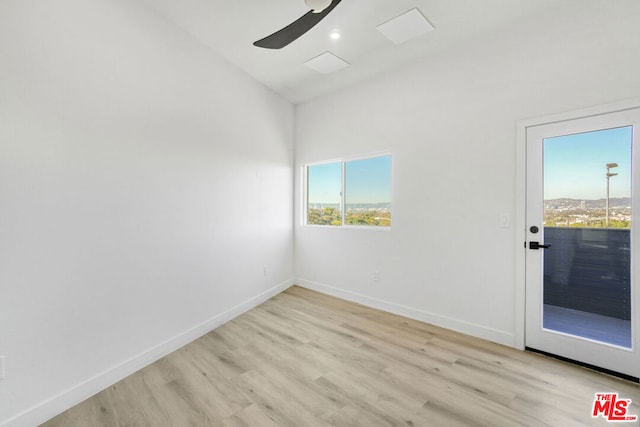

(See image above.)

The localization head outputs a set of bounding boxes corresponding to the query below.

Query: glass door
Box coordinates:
[525,108,640,379]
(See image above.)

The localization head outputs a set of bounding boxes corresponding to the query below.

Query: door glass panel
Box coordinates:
[543,126,632,348]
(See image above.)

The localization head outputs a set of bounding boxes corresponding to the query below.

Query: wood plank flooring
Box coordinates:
[41,286,640,426]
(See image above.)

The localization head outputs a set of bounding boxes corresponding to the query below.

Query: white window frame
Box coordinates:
[303,151,392,230]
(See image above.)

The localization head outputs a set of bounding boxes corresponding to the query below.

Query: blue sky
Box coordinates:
[307,161,341,204]
[544,126,632,200]
[308,155,392,204]
[346,155,392,204]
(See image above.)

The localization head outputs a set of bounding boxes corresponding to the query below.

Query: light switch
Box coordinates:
[499,213,510,228]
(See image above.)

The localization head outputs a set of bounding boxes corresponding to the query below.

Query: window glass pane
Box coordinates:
[307,162,342,226]
[542,126,632,347]
[345,155,392,227]
[544,126,632,228]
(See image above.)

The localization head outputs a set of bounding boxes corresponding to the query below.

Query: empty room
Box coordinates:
[1,0,640,425]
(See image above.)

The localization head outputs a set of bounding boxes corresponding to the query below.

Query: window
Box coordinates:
[307,161,342,226]
[305,154,392,227]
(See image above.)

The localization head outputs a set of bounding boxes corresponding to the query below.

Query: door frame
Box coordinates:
[515,98,640,351]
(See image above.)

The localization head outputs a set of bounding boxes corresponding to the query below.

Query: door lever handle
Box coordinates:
[529,241,551,250]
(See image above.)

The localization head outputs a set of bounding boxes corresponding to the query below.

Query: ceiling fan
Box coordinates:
[253,0,342,49]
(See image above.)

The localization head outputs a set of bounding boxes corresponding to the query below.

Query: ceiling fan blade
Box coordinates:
[253,0,342,49]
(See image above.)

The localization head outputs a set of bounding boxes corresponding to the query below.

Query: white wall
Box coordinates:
[3,0,640,425]
[0,0,294,425]
[295,1,640,346]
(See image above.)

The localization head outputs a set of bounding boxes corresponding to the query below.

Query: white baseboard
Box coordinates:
[296,278,515,348]
[2,279,293,427]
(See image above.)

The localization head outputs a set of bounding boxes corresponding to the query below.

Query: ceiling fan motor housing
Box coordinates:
[305,0,332,13]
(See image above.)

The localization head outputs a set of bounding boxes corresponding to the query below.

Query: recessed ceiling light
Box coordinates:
[330,31,341,40]
[377,8,434,45]
[304,51,349,74]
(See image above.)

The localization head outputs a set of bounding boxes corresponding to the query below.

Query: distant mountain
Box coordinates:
[308,202,391,210]
[308,203,340,210]
[345,202,391,210]
[544,197,631,209]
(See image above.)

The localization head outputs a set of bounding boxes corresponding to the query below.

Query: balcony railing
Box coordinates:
[543,227,630,320]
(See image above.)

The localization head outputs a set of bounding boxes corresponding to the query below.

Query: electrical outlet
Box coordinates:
[372,271,380,282]
[0,356,5,381]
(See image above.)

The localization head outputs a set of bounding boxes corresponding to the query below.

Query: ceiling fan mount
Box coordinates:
[253,0,342,49]
[304,0,332,13]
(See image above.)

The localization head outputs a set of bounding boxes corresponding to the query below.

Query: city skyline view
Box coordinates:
[544,126,632,200]
[307,155,392,227]
[307,155,392,205]
[544,126,632,228]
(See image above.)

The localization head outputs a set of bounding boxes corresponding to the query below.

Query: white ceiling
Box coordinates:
[142,0,559,104]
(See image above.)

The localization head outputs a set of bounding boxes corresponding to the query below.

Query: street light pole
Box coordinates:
[606,162,618,227]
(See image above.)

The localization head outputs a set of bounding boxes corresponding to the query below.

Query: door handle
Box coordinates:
[529,241,551,250]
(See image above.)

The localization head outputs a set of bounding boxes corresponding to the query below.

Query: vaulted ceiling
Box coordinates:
[142,0,561,103]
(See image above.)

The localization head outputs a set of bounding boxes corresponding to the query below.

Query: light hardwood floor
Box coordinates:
[42,286,639,426]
